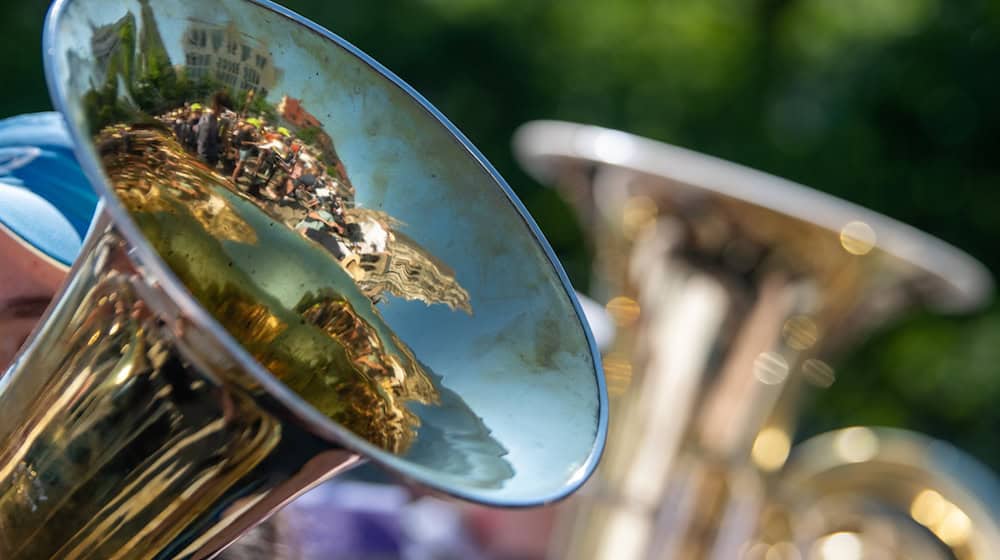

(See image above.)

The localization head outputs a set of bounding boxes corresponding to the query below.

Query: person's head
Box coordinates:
[211,91,228,114]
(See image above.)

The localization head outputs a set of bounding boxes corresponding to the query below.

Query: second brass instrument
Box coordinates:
[514,120,997,559]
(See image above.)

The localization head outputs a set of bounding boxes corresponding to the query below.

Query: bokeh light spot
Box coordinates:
[754,351,790,385]
[839,221,876,255]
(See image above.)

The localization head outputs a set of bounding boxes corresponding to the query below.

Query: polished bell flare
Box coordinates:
[0,3,608,559]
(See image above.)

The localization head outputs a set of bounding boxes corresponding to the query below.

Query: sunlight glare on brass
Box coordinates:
[801,358,836,388]
[911,489,950,527]
[754,351,791,385]
[814,532,863,560]
[752,427,792,473]
[782,315,820,351]
[601,353,634,397]
[912,489,974,547]
[833,427,880,464]
[621,195,657,240]
[606,295,641,327]
[839,221,877,256]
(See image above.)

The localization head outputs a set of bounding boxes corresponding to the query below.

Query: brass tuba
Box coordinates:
[0,2,608,558]
[513,120,997,559]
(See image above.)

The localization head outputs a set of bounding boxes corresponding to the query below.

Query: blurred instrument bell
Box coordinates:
[514,120,997,560]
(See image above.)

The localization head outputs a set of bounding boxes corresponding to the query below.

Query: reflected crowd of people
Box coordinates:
[156,93,394,291]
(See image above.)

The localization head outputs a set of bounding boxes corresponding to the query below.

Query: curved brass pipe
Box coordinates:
[768,427,1000,559]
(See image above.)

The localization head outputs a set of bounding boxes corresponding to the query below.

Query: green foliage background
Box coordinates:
[3,1,999,468]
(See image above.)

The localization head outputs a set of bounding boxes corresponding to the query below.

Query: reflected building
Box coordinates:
[90,0,171,88]
[83,3,476,389]
[277,96,321,129]
[369,230,473,314]
[90,12,136,86]
[136,0,171,79]
[277,95,347,181]
[182,19,279,95]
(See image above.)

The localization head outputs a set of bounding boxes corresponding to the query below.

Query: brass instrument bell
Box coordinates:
[0,3,608,558]
[514,120,995,559]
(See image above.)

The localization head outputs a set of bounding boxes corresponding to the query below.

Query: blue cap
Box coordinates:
[0,112,98,266]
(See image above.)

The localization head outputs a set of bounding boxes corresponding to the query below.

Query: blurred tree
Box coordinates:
[3,0,999,468]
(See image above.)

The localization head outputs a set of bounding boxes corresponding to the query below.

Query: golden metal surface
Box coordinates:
[0,219,363,559]
[99,124,441,454]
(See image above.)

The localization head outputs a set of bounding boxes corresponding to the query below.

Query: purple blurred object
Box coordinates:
[223,481,486,560]
[287,482,406,558]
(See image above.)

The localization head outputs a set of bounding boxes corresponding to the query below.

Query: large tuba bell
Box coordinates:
[0,1,608,557]
[513,120,997,559]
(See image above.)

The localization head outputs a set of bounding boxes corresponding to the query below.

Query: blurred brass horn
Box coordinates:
[513,120,996,559]
[774,427,1000,559]
[0,2,608,558]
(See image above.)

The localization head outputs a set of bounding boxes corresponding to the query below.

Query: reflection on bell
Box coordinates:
[513,120,999,560]
[0,2,608,558]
